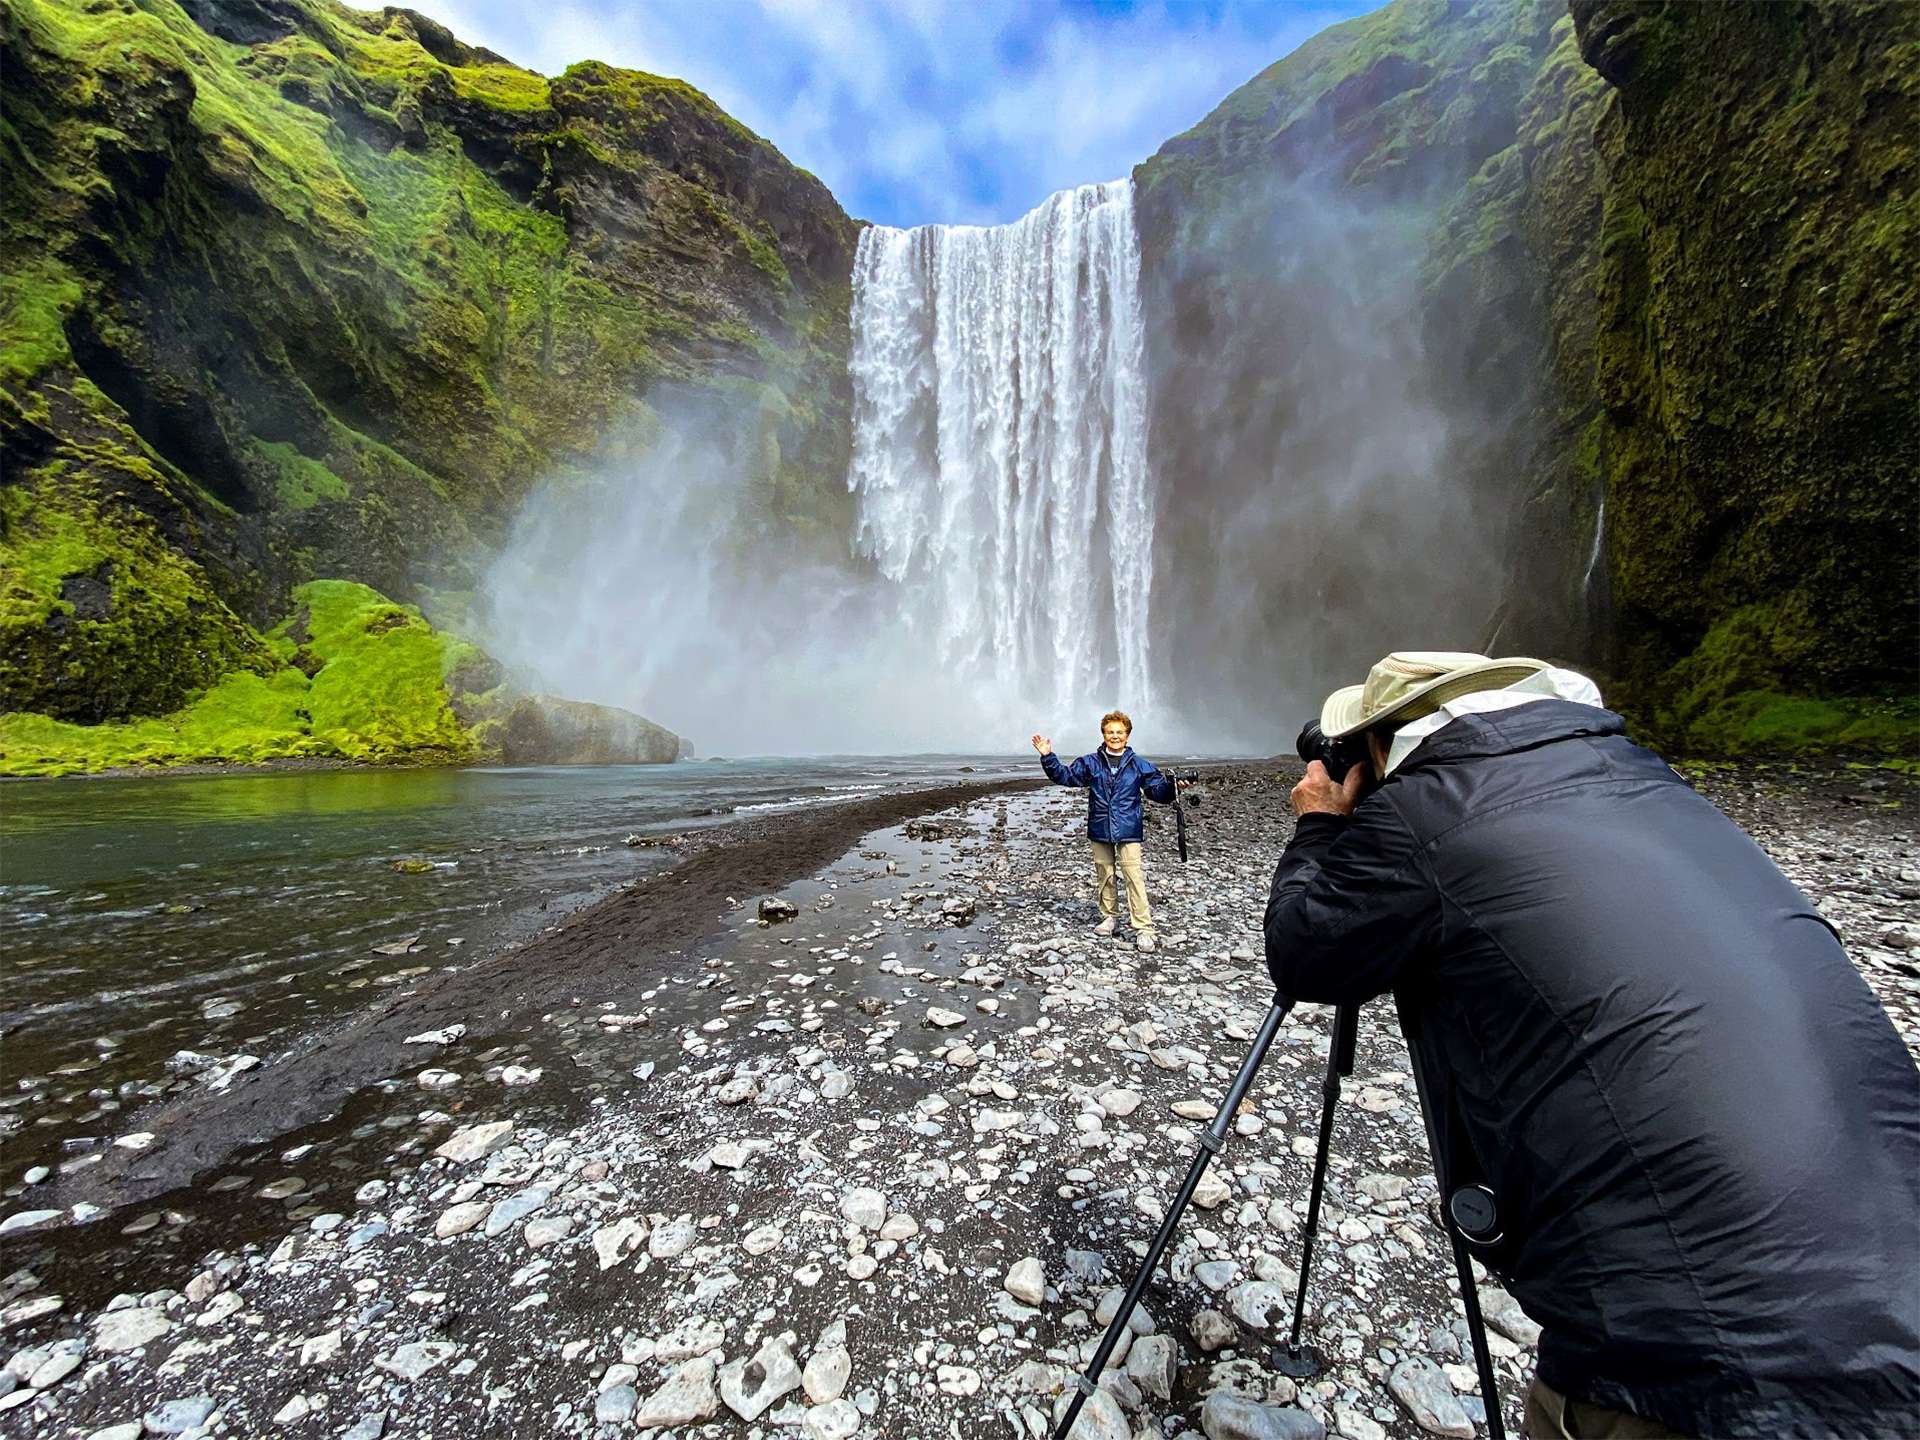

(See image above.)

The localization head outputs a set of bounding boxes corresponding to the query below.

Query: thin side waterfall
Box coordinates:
[1583,496,1608,597]
[847,179,1154,723]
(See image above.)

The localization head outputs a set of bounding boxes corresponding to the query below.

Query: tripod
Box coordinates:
[1052,1000,1508,1440]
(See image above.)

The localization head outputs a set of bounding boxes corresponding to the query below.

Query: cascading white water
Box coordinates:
[847,179,1155,724]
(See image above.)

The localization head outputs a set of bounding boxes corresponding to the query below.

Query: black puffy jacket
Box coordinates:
[1264,700,1920,1438]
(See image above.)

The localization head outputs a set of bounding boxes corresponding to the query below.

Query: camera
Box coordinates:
[1296,721,1368,783]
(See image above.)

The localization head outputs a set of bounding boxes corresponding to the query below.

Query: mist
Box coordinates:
[1141,176,1525,752]
[479,395,1089,757]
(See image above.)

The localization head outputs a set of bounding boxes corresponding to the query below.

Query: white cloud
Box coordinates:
[396,0,1369,225]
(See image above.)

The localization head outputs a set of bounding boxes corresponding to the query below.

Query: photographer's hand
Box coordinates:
[1291,760,1365,817]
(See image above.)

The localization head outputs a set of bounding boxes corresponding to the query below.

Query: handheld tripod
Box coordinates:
[1052,1000,1508,1440]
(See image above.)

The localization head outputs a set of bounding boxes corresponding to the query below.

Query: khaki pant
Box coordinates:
[1091,841,1152,931]
[1525,1378,1689,1439]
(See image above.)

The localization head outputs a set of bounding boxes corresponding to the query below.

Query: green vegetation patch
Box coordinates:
[0,578,487,776]
[252,439,349,509]
[1649,605,1919,758]
[0,484,270,723]
[289,579,481,760]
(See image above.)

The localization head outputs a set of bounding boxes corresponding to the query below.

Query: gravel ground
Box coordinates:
[1,760,1914,1440]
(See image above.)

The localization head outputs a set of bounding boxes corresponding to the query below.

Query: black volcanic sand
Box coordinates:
[1,763,1913,1440]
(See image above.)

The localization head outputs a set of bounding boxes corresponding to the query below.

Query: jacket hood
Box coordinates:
[1395,699,1628,773]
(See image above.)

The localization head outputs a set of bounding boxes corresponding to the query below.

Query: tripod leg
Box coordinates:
[1052,1000,1290,1439]
[1448,1232,1508,1440]
[1278,1002,1359,1373]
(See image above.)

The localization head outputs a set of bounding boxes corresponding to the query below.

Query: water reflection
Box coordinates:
[0,755,1025,1178]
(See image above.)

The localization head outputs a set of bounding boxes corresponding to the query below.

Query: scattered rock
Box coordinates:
[804,1397,862,1439]
[635,1357,720,1429]
[1388,1357,1475,1438]
[596,1385,638,1424]
[1202,1393,1326,1440]
[1052,1388,1130,1440]
[93,1307,171,1353]
[1193,1309,1237,1352]
[435,1201,490,1238]
[936,1364,981,1397]
[839,1187,887,1231]
[1126,1332,1177,1401]
[142,1397,216,1434]
[803,1344,851,1404]
[593,1218,649,1270]
[375,1341,459,1380]
[434,1120,515,1163]
[403,1025,465,1045]
[483,1186,549,1238]
[718,1338,802,1421]
[1004,1256,1046,1305]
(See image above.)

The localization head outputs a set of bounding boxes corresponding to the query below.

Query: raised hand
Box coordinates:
[1031,734,1053,756]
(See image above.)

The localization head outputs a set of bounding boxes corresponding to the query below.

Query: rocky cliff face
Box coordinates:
[1569,0,1917,751]
[0,0,858,766]
[1134,0,1914,752]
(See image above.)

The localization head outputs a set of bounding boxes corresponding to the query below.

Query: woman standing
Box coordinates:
[1031,711,1175,951]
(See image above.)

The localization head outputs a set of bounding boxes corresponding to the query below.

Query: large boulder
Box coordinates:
[497,694,687,765]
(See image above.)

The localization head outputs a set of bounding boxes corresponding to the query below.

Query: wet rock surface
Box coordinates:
[0,761,1912,1437]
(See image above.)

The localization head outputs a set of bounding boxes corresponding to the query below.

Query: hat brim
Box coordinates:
[1320,658,1550,740]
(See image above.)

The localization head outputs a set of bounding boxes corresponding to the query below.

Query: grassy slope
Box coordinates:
[1134,0,1914,758]
[0,0,858,770]
[0,580,489,775]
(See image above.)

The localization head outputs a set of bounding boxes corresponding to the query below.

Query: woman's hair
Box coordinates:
[1100,710,1133,735]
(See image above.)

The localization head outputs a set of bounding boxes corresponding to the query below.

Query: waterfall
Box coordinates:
[847,179,1155,725]
[1583,496,1607,597]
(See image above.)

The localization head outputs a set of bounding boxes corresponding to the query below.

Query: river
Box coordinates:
[0,755,1029,1182]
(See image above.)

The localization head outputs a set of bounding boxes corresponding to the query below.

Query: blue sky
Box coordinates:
[405,0,1377,227]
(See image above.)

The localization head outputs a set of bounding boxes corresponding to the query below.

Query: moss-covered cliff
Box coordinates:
[1570,0,1917,752]
[1134,0,1915,755]
[0,0,858,769]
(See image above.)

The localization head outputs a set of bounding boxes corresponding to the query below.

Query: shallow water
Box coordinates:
[0,756,1027,1178]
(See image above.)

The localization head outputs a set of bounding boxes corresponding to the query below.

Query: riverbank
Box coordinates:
[1,762,1914,1439]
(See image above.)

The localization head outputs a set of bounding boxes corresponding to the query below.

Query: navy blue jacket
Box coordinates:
[1265,700,1920,1438]
[1041,745,1174,843]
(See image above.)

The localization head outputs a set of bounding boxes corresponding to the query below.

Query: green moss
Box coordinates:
[0,667,320,775]
[0,578,487,775]
[1,0,858,754]
[1647,604,1918,758]
[253,438,348,509]
[0,256,82,389]
[1589,1,1918,712]
[323,7,551,114]
[1673,690,1916,757]
[741,221,792,288]
[288,580,479,760]
[0,482,270,721]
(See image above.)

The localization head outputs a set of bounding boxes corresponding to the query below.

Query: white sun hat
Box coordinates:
[1320,651,1553,739]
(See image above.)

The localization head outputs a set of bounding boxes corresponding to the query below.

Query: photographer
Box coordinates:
[1265,652,1920,1439]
